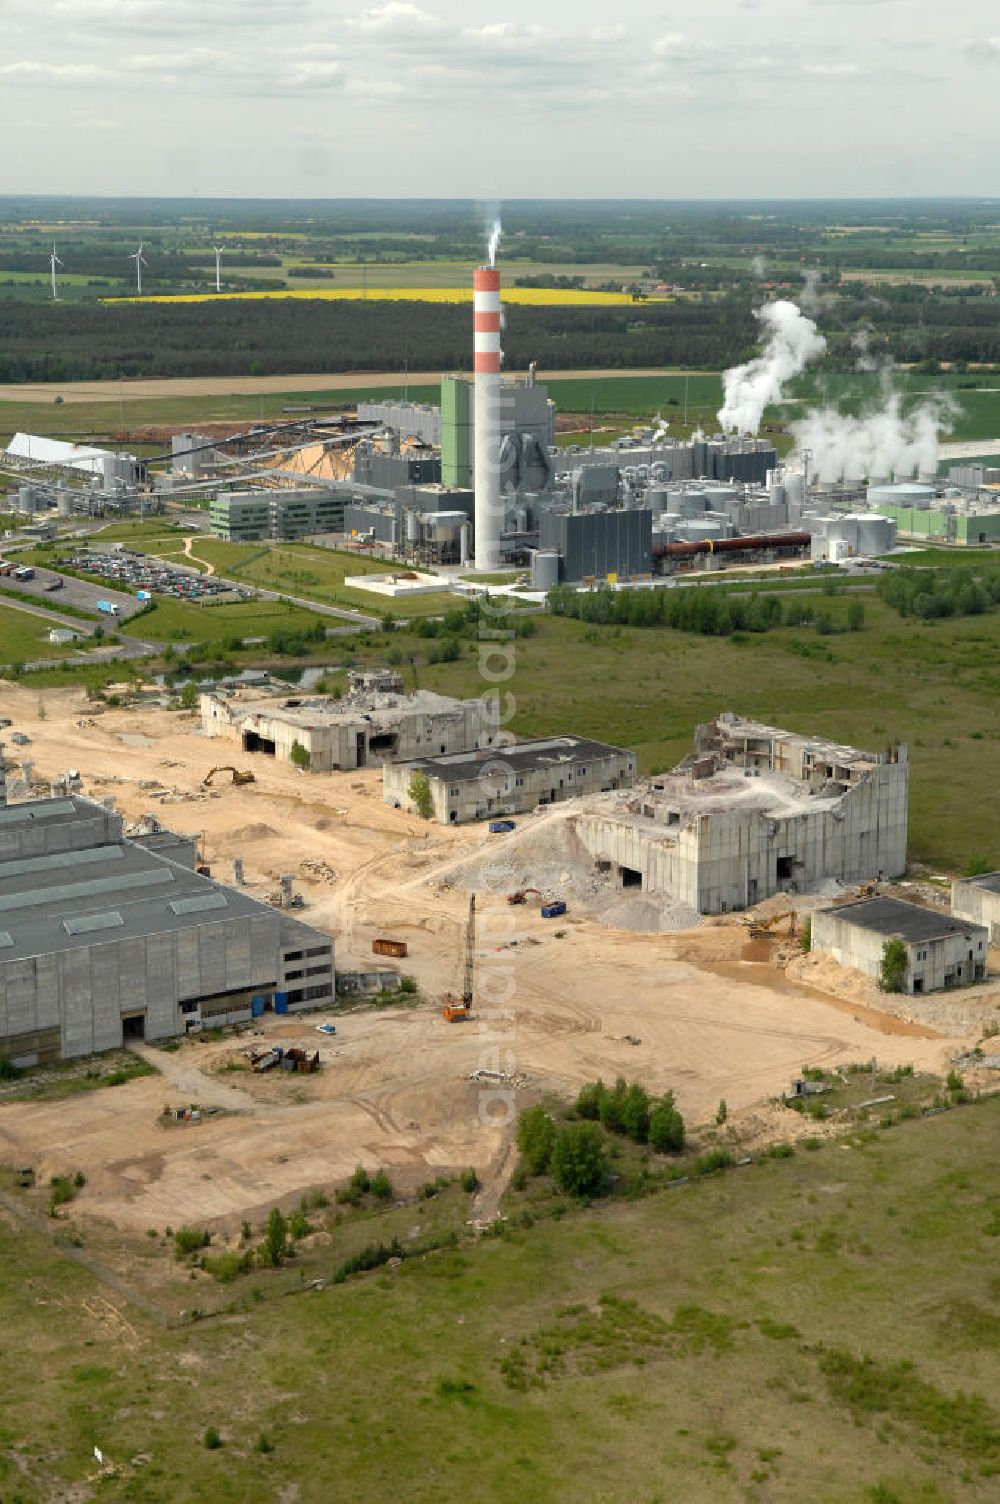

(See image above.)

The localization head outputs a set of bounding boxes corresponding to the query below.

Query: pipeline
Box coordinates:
[653,531,811,560]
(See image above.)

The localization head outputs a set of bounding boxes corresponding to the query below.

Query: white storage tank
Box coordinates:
[868,482,935,511]
[645,486,672,517]
[531,550,561,590]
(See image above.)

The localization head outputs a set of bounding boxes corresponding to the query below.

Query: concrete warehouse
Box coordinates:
[0,795,334,1066]
[201,672,498,772]
[811,897,988,994]
[575,713,909,914]
[384,736,637,824]
[950,871,1000,945]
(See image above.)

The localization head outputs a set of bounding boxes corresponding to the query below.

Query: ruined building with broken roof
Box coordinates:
[575,713,908,915]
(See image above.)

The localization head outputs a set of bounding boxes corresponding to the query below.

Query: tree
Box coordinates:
[551,1121,607,1197]
[619,1082,652,1143]
[409,771,434,820]
[801,916,812,953]
[290,739,311,770]
[516,1104,556,1175]
[879,938,908,993]
[179,680,198,710]
[648,1093,685,1153]
[261,1207,288,1267]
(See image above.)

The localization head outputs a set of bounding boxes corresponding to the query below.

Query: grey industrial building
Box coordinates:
[201,671,497,773]
[384,736,637,824]
[575,714,909,914]
[811,897,988,994]
[539,507,652,583]
[951,872,1000,945]
[0,795,334,1066]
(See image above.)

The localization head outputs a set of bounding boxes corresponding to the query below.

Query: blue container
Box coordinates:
[251,995,266,1018]
[541,901,567,919]
[488,820,516,834]
[274,992,289,1015]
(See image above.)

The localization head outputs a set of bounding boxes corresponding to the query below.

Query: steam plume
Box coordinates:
[791,381,958,481]
[487,219,501,267]
[718,299,826,436]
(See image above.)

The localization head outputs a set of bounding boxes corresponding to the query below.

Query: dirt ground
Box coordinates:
[0,683,983,1234]
[0,368,695,406]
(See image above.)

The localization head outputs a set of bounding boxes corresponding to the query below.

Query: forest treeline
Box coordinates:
[6,288,1000,382]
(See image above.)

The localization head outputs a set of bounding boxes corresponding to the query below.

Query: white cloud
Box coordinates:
[0,60,103,80]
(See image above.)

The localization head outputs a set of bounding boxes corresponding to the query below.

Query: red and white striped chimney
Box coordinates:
[474,265,502,570]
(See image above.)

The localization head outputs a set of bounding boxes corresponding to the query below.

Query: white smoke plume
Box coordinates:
[751,254,766,279]
[798,268,837,317]
[791,379,958,481]
[851,326,877,373]
[487,218,502,267]
[718,299,827,436]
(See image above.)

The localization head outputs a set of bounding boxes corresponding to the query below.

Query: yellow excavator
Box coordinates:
[202,766,255,788]
[746,909,797,939]
[443,895,475,1023]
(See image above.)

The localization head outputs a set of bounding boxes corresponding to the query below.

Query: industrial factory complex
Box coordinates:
[5,256,1000,595]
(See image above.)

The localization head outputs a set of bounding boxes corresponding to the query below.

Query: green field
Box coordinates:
[0,601,79,663]
[0,1093,996,1501]
[389,596,1000,872]
[185,539,460,618]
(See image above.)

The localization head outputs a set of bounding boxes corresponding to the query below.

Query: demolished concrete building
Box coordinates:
[200,670,497,773]
[576,713,908,914]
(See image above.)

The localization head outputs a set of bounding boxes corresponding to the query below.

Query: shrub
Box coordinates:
[516,1104,556,1175]
[550,1121,608,1197]
[946,1070,964,1094]
[372,1169,393,1200]
[879,938,908,993]
[398,975,417,994]
[203,1427,222,1450]
[174,1225,211,1259]
[648,1093,685,1153]
[49,1176,77,1214]
[408,771,434,820]
[261,1208,288,1267]
[289,739,311,770]
[203,1250,254,1283]
[333,1237,404,1283]
[716,1098,728,1126]
[255,1433,273,1454]
[575,1080,604,1119]
[691,1149,734,1177]
[460,1167,480,1193]
[288,1210,312,1240]
[800,916,812,953]
[351,1165,371,1195]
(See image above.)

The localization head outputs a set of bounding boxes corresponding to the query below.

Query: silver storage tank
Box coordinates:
[531,550,561,590]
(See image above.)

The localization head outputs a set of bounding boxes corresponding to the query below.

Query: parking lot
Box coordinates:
[0,561,141,620]
[66,549,242,603]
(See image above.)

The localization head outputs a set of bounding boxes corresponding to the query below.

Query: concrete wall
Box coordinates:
[951,877,1000,945]
[576,760,908,915]
[385,747,637,824]
[811,909,987,993]
[201,694,494,773]
[0,913,335,1064]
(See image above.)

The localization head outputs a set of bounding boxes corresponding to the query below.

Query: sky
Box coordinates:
[1,0,1000,198]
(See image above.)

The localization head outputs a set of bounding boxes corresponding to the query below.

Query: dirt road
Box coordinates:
[0,369,699,406]
[0,683,974,1234]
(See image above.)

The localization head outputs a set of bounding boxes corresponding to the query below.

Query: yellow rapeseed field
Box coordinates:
[104,286,638,307]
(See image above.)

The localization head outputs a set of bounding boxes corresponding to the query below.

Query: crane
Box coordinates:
[443,894,476,1022]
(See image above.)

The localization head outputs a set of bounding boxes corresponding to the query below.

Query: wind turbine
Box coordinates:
[212,245,224,294]
[129,242,148,296]
[49,244,63,301]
